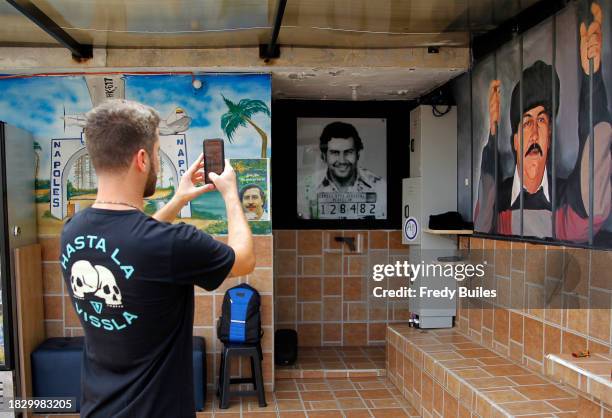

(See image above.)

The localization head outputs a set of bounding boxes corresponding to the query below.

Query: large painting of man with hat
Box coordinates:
[474,1,612,243]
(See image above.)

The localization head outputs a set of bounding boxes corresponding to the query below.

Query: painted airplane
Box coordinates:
[62,75,192,135]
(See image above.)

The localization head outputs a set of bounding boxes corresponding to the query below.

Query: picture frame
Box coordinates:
[272,100,413,230]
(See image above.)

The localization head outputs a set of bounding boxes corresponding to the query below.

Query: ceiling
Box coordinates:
[272,67,463,101]
[0,0,542,100]
[0,0,540,48]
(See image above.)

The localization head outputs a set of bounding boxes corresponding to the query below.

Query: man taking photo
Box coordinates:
[60,99,255,417]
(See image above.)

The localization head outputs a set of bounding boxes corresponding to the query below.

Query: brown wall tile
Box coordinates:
[388,231,405,250]
[323,323,341,342]
[276,297,296,323]
[511,241,526,271]
[562,330,587,354]
[254,236,272,267]
[43,263,63,294]
[589,289,611,343]
[510,312,523,343]
[546,246,564,279]
[482,306,494,330]
[343,277,363,301]
[592,250,612,290]
[369,303,388,321]
[494,308,509,346]
[275,230,296,250]
[544,324,561,355]
[41,236,61,261]
[323,252,342,275]
[323,297,342,321]
[369,231,388,249]
[276,250,297,276]
[302,257,323,276]
[298,231,322,256]
[347,256,367,276]
[588,339,610,354]
[298,323,321,347]
[565,299,588,336]
[563,248,589,297]
[261,294,273,325]
[277,277,296,296]
[524,316,543,361]
[45,321,64,338]
[343,323,367,346]
[525,243,545,286]
[495,240,511,278]
[323,277,341,296]
[368,323,386,341]
[297,277,322,302]
[302,303,322,321]
[194,295,213,326]
[346,303,367,321]
[247,268,273,292]
[43,295,62,320]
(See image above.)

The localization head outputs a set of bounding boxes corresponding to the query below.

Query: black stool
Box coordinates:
[217,343,266,409]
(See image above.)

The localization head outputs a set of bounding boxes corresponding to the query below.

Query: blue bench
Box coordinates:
[31,336,207,412]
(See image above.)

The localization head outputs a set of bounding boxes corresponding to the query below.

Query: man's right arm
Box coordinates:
[210,161,256,277]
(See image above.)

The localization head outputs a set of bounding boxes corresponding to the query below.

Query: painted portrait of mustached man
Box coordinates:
[474,1,612,245]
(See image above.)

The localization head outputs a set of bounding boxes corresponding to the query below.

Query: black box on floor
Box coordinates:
[275,329,298,366]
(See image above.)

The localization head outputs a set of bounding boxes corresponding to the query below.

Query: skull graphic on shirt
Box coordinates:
[70,260,123,307]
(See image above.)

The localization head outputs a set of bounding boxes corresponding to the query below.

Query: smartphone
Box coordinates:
[203,139,225,184]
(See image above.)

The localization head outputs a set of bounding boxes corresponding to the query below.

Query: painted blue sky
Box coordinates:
[0,73,271,179]
[126,73,271,162]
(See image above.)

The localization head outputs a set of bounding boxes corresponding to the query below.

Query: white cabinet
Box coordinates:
[402,105,458,328]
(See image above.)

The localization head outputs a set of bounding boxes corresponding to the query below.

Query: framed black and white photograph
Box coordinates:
[272,100,411,230]
[296,117,387,220]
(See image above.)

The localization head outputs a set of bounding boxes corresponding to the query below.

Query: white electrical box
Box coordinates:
[403,105,458,328]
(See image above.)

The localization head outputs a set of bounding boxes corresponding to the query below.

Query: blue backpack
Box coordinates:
[217,284,262,344]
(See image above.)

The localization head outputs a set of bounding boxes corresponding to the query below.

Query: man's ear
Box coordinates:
[513,132,520,155]
[321,152,326,162]
[135,149,147,172]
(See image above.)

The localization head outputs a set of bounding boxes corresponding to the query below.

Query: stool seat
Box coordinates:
[217,343,266,409]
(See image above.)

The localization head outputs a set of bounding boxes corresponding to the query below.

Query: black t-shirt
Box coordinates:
[60,207,235,418]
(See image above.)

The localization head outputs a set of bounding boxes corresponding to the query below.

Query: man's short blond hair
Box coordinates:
[84,99,160,173]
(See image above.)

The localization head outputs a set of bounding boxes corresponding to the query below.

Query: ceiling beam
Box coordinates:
[260,0,287,62]
[5,0,92,60]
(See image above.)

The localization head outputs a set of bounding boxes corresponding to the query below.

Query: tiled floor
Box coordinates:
[275,346,386,379]
[195,376,420,417]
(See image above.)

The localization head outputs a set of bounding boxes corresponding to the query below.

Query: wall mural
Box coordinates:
[467,0,612,248]
[0,73,272,235]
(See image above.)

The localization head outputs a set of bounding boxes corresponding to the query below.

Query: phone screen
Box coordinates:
[203,139,225,184]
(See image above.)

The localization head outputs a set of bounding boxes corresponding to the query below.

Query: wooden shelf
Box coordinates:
[423,228,473,235]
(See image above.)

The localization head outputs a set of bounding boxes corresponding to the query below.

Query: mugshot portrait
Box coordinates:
[296,117,388,220]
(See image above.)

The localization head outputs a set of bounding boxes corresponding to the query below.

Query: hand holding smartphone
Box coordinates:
[202,139,225,184]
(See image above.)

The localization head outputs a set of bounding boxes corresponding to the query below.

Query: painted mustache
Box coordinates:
[525,143,543,157]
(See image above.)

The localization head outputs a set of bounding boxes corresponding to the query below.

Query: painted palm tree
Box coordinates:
[220,95,271,158]
[33,141,41,183]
